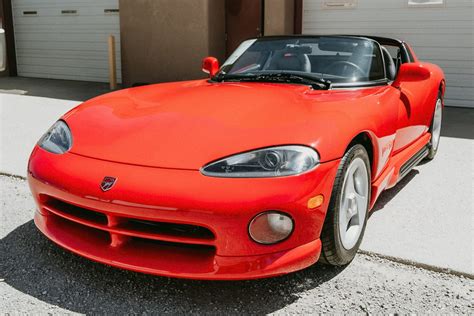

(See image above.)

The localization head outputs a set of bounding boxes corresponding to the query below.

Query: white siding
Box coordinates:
[303,0,474,108]
[12,0,121,83]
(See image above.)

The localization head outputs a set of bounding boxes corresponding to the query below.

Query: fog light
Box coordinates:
[248,211,294,244]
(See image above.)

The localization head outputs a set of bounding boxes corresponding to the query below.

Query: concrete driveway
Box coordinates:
[0,93,473,276]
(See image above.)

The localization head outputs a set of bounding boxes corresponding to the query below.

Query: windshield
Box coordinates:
[218,36,385,86]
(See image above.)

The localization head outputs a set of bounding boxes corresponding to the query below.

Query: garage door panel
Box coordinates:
[19,72,111,82]
[13,0,121,83]
[13,0,118,7]
[13,5,119,17]
[433,65,474,75]
[446,87,474,100]
[17,65,112,81]
[443,100,473,108]
[302,0,474,108]
[303,0,474,10]
[13,17,119,27]
[14,32,120,43]
[13,5,118,14]
[17,56,120,70]
[17,49,120,60]
[411,47,474,61]
[304,20,473,30]
[14,24,119,33]
[305,9,473,22]
[444,75,474,89]
[442,68,474,76]
[16,41,112,52]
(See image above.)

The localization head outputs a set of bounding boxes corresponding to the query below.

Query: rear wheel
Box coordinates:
[426,94,443,160]
[320,144,370,266]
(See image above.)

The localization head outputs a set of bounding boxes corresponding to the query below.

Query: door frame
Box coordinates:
[0,0,16,76]
[294,0,303,34]
[225,0,264,57]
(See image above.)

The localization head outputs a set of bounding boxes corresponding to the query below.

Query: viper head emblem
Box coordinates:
[100,176,117,192]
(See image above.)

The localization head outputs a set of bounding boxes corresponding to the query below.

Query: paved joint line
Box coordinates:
[0,172,27,180]
[359,250,474,280]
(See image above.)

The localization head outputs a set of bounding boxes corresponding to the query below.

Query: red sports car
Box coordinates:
[28,35,445,280]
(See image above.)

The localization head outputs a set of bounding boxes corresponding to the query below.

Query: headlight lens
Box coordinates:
[249,211,294,244]
[38,120,72,154]
[201,146,319,178]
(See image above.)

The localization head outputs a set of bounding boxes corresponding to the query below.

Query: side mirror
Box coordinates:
[202,57,219,78]
[393,63,431,88]
[0,28,6,72]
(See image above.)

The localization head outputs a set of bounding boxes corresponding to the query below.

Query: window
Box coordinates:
[408,0,445,7]
[220,37,386,85]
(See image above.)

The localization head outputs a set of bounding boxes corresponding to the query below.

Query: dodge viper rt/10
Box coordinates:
[28,36,445,280]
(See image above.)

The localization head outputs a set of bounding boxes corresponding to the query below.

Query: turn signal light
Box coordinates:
[308,195,324,209]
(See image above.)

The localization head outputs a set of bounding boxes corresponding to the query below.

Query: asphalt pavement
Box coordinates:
[0,175,472,314]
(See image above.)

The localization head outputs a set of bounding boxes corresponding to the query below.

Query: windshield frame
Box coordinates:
[214,35,389,89]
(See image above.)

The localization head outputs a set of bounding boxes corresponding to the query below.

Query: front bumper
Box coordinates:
[28,147,339,280]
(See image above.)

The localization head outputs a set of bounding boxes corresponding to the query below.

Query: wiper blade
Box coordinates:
[260,73,331,89]
[214,72,331,89]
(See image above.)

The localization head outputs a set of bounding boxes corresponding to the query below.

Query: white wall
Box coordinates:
[302,0,474,108]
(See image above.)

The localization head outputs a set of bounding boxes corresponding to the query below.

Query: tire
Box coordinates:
[319,144,371,266]
[425,92,443,160]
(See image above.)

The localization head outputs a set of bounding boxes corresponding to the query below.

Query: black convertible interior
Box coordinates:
[263,41,397,81]
[223,35,411,85]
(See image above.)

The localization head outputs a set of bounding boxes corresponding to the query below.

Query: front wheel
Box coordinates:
[320,144,370,266]
[426,94,443,160]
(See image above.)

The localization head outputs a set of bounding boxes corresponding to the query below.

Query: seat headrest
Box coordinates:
[268,51,311,73]
[381,46,397,81]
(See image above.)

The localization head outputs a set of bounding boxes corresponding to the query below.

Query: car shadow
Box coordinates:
[0,221,347,314]
[370,169,419,214]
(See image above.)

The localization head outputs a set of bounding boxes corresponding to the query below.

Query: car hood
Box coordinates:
[64,80,370,169]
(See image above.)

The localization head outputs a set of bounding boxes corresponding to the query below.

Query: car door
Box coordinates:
[390,53,432,153]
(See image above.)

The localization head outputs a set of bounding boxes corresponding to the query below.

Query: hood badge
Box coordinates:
[100,176,117,192]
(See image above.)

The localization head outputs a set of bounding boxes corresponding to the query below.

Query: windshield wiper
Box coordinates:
[214,72,331,90]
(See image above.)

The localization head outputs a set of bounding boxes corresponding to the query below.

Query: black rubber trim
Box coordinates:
[399,145,429,180]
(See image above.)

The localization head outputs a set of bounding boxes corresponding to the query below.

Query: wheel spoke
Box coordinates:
[345,167,356,196]
[355,193,367,224]
[338,157,369,250]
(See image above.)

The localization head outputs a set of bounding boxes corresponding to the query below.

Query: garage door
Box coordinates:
[12,0,121,83]
[302,0,474,108]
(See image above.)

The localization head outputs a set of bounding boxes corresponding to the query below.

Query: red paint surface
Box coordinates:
[28,57,445,279]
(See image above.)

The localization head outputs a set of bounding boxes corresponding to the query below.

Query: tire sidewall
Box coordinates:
[427,93,443,159]
[323,144,371,265]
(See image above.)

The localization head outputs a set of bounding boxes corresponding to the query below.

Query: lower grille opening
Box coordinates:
[45,197,108,225]
[128,236,216,253]
[43,215,217,274]
[42,195,216,244]
[121,219,215,240]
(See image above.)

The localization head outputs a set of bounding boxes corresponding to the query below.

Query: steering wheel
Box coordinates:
[324,61,366,78]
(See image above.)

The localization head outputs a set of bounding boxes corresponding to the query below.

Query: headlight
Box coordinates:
[201,145,319,178]
[38,120,72,154]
